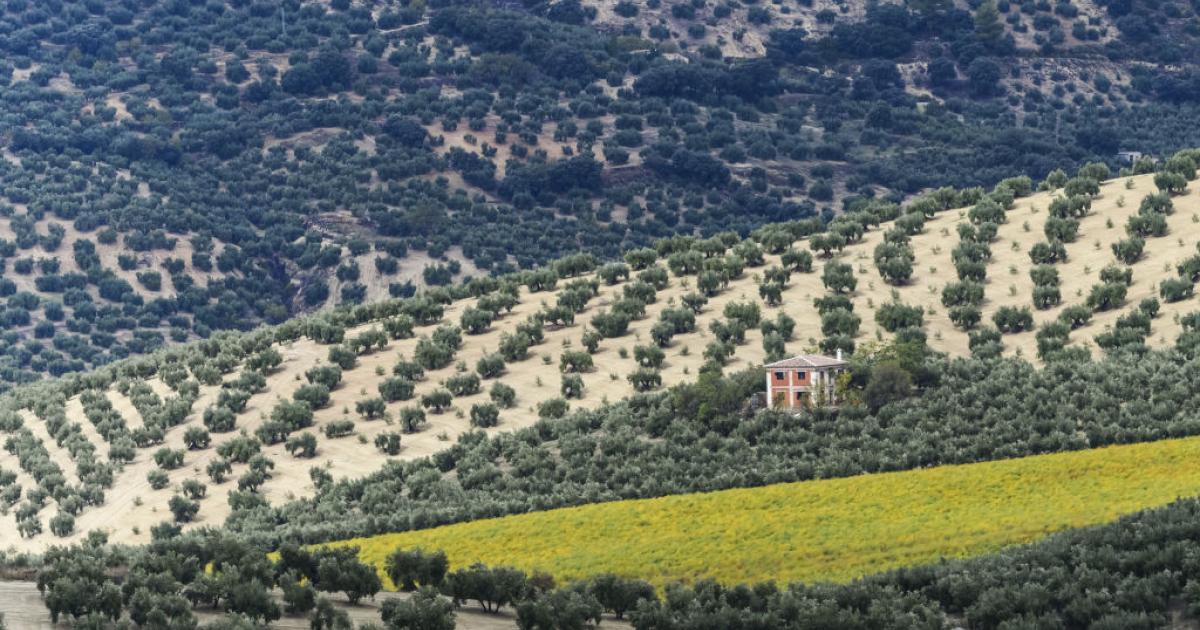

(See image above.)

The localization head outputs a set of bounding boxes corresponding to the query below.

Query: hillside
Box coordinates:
[329,434,1200,589]
[4,0,1200,388]
[3,161,1200,553]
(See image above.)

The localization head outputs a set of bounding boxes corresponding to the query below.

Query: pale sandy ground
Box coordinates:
[853,173,1200,359]
[0,580,631,630]
[4,173,1200,555]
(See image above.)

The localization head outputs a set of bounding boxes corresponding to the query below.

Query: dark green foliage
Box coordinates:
[537,398,569,419]
[875,303,923,333]
[421,390,453,413]
[627,368,663,392]
[382,588,456,630]
[399,407,427,433]
[1087,282,1128,312]
[863,362,913,411]
[490,382,517,408]
[312,546,382,605]
[445,373,481,396]
[992,306,1034,333]
[821,262,857,293]
[146,469,169,490]
[516,589,603,630]
[1032,285,1062,309]
[169,495,200,523]
[968,327,1003,359]
[323,421,355,439]
[1059,304,1093,329]
[949,305,982,330]
[293,384,331,410]
[821,309,861,337]
[203,406,237,433]
[286,433,319,458]
[1029,240,1068,264]
[559,351,594,373]
[470,403,501,428]
[305,366,343,390]
[1112,237,1146,265]
[443,564,529,613]
[1161,277,1195,302]
[375,432,402,456]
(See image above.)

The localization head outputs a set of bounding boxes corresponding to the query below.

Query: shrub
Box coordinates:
[356,398,387,419]
[328,345,358,370]
[1032,285,1062,309]
[993,306,1034,333]
[379,377,416,402]
[537,398,569,419]
[821,262,856,293]
[305,365,343,389]
[499,332,533,361]
[399,407,426,433]
[183,426,211,450]
[1087,282,1128,311]
[393,359,425,381]
[445,373,481,396]
[415,338,454,371]
[443,564,528,613]
[286,433,318,458]
[421,390,453,413]
[375,432,402,456]
[153,448,184,470]
[476,353,506,379]
[147,469,169,490]
[634,345,666,369]
[169,495,199,522]
[591,311,631,338]
[490,382,516,408]
[1162,277,1196,303]
[559,350,594,373]
[386,549,450,591]
[1029,241,1067,264]
[380,588,455,630]
[323,420,355,438]
[293,384,331,409]
[561,374,585,399]
[875,302,923,333]
[272,400,314,430]
[207,459,232,484]
[627,368,663,392]
[1112,238,1145,265]
[821,309,861,337]
[203,405,237,433]
[470,403,500,428]
[1058,304,1093,329]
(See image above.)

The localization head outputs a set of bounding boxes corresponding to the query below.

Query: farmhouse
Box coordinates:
[1116,150,1145,165]
[764,352,848,409]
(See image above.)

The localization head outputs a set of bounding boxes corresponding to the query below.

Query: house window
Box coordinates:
[796,391,804,400]
[774,371,785,380]
[796,370,806,379]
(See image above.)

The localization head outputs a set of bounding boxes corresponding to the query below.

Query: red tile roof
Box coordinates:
[763,354,848,369]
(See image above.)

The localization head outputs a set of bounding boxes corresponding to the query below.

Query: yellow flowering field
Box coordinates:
[328,435,1200,590]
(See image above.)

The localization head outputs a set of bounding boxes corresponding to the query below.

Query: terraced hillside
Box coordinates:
[6,0,1200,393]
[3,162,1200,552]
